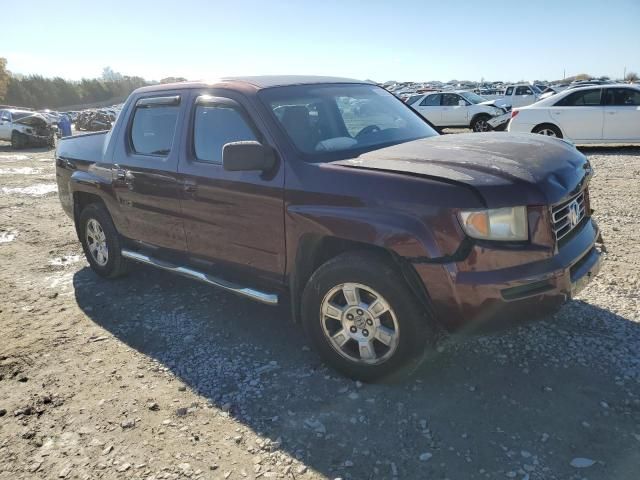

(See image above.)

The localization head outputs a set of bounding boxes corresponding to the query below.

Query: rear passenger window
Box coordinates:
[420,94,441,106]
[130,96,180,156]
[555,89,602,107]
[193,103,257,163]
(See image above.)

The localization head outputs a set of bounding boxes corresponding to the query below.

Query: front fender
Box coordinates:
[286,204,459,262]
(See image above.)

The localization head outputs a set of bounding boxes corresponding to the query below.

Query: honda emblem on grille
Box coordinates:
[568,200,580,228]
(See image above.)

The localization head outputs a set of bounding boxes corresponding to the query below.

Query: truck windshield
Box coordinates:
[259,84,437,161]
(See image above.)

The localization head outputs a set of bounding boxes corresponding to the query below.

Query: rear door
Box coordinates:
[549,88,604,141]
[177,92,286,286]
[111,93,187,250]
[414,94,443,125]
[603,87,640,141]
[440,93,468,126]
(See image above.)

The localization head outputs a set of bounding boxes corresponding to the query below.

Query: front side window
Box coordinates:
[130,97,180,156]
[442,94,463,106]
[505,87,514,96]
[260,84,437,160]
[555,89,602,107]
[0,111,9,122]
[515,86,533,95]
[605,88,640,106]
[420,94,441,106]
[193,103,257,163]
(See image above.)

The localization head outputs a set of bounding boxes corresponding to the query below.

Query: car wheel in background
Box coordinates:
[301,251,433,382]
[471,114,492,132]
[78,203,129,279]
[11,131,25,150]
[532,124,563,138]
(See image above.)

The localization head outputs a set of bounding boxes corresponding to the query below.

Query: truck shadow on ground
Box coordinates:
[72,265,640,478]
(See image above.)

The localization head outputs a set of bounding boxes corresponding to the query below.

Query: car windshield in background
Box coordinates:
[459,91,487,104]
[259,84,437,160]
[11,112,35,121]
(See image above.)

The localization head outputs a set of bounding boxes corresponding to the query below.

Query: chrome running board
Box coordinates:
[121,249,279,306]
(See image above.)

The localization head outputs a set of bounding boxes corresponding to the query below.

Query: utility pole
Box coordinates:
[624,66,627,81]
[563,69,566,80]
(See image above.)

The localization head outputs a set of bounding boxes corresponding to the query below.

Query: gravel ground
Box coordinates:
[0,138,638,480]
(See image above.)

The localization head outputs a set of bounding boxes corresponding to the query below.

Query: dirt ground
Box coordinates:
[0,138,639,480]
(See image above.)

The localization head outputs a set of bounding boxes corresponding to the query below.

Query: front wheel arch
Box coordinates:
[470,113,492,132]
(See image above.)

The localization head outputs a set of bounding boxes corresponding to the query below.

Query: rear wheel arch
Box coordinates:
[73,191,108,238]
[532,122,563,138]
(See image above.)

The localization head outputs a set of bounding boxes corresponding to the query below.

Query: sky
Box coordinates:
[4,0,639,83]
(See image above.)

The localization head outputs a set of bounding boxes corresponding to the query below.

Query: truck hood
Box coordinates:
[332,133,590,207]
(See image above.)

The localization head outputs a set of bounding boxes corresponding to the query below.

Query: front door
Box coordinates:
[111,93,187,250]
[440,93,468,126]
[177,92,286,286]
[603,87,640,141]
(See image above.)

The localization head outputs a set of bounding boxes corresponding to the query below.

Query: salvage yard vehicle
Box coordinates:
[412,90,510,131]
[485,83,542,108]
[55,76,604,380]
[0,109,57,149]
[508,84,640,143]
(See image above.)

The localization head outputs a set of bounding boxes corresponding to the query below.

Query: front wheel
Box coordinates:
[301,252,433,382]
[471,114,492,132]
[78,203,128,278]
[11,131,25,149]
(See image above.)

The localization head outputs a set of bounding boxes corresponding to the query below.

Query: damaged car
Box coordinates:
[0,109,57,149]
[411,91,510,132]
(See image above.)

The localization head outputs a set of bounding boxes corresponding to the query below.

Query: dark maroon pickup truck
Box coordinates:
[56,76,603,380]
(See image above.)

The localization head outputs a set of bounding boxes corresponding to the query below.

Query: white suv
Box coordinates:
[410,91,509,132]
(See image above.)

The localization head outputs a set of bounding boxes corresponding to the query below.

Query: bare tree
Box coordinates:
[0,57,10,103]
[625,72,639,82]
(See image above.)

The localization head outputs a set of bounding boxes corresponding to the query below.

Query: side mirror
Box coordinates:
[223,141,275,172]
[458,100,466,106]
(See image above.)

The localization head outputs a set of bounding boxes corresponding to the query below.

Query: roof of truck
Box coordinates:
[133,75,368,95]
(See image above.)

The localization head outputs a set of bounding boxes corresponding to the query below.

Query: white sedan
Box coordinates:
[508,84,640,144]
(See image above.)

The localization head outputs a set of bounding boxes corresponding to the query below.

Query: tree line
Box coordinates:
[0,60,189,110]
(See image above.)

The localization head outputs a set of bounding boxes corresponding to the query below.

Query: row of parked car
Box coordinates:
[398,81,640,144]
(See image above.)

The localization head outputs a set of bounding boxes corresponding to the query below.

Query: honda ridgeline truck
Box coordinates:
[55,76,603,380]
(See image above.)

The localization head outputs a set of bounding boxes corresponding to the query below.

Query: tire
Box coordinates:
[11,131,25,150]
[78,203,128,279]
[471,114,492,132]
[301,252,433,382]
[532,124,562,138]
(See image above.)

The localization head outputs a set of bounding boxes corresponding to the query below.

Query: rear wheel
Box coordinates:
[301,252,433,382]
[532,124,562,138]
[471,114,492,132]
[78,203,128,278]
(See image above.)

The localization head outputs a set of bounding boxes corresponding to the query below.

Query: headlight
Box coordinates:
[458,206,528,241]
[492,107,504,116]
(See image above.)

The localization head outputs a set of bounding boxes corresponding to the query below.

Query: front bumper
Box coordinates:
[413,218,604,331]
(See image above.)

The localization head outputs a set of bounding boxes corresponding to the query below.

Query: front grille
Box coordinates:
[551,190,587,242]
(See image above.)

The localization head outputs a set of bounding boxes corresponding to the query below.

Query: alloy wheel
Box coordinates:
[320,283,399,365]
[85,218,109,266]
